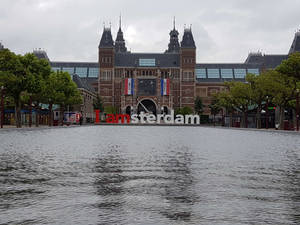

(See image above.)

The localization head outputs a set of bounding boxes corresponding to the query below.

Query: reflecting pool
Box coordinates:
[0,126,300,224]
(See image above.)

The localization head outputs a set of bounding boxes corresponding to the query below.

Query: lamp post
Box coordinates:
[1,86,4,128]
[266,96,269,129]
[297,89,299,132]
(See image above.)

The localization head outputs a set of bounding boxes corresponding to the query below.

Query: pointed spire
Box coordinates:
[173,17,175,30]
[165,17,180,53]
[289,29,300,54]
[115,15,127,53]
[181,26,196,48]
[99,23,114,48]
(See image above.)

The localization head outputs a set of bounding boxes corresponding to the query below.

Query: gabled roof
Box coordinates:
[289,31,300,54]
[244,52,264,64]
[115,53,180,68]
[99,28,114,48]
[33,49,49,61]
[244,53,288,69]
[72,74,95,93]
[181,28,196,48]
[262,55,288,69]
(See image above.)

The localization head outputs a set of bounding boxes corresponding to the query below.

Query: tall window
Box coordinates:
[101,70,112,81]
[182,71,194,81]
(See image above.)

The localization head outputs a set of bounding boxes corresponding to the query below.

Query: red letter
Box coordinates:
[116,114,130,124]
[94,109,100,124]
[106,114,116,123]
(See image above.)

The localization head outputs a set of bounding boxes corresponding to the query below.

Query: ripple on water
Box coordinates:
[0,126,299,225]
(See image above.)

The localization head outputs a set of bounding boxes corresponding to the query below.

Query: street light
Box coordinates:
[1,86,4,129]
[296,89,299,132]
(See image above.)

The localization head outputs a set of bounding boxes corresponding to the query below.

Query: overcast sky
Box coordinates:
[1,0,300,63]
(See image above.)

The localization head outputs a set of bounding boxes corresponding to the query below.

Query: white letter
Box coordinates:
[139,112,146,123]
[185,115,200,124]
[156,114,163,124]
[147,114,156,124]
[164,110,174,124]
[175,114,184,124]
[131,114,139,123]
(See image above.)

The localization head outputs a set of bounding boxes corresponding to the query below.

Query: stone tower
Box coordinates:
[180,26,196,109]
[98,26,115,107]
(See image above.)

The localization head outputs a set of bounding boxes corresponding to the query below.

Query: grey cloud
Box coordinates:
[1,0,299,63]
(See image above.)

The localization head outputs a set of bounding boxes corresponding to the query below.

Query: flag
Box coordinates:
[161,79,170,96]
[125,78,134,95]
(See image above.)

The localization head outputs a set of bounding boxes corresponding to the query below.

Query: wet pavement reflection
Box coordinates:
[0,126,300,224]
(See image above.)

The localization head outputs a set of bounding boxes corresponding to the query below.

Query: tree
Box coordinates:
[44,71,82,126]
[0,49,26,127]
[20,53,51,127]
[276,53,300,129]
[208,96,221,126]
[246,72,274,128]
[93,94,104,111]
[277,52,300,81]
[225,81,252,128]
[175,106,193,116]
[268,71,295,129]
[215,91,235,127]
[104,106,117,114]
[194,96,204,115]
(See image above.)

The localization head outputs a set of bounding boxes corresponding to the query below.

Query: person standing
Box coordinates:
[79,113,83,126]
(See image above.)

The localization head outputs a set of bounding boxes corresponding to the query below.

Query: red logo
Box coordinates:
[94,110,130,124]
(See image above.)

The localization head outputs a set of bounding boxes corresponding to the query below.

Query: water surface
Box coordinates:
[0,126,300,224]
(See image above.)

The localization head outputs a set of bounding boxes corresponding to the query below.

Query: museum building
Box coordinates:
[34,20,300,115]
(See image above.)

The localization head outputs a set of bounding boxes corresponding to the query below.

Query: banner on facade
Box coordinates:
[125,78,134,95]
[161,78,170,96]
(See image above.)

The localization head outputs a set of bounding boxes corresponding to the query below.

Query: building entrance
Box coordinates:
[137,99,157,116]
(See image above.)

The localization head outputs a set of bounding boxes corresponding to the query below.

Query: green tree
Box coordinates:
[216,91,235,127]
[93,94,104,111]
[44,71,82,126]
[104,106,117,114]
[20,53,51,127]
[0,49,26,127]
[209,96,222,126]
[277,52,300,81]
[225,81,252,128]
[246,72,274,128]
[268,71,295,129]
[276,53,300,129]
[175,106,193,116]
[194,96,204,115]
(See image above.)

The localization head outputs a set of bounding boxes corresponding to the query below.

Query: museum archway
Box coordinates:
[137,99,157,116]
